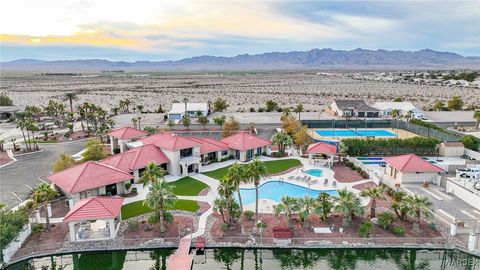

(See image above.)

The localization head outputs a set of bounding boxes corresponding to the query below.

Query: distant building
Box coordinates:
[0,106,24,121]
[438,141,465,157]
[329,99,379,118]
[167,103,209,121]
[371,102,424,118]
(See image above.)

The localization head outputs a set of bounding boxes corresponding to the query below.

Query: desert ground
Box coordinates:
[1,72,478,111]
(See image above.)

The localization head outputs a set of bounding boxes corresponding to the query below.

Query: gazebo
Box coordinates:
[306,142,338,167]
[64,196,124,242]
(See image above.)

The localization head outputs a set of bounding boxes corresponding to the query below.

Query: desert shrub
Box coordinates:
[392,226,406,237]
[0,209,29,249]
[258,108,265,113]
[32,224,43,234]
[377,211,396,230]
[164,212,174,223]
[127,219,140,230]
[148,213,160,224]
[358,221,373,238]
[271,152,284,158]
[220,223,229,232]
[25,200,36,210]
[249,107,256,112]
[243,210,254,220]
[131,187,138,194]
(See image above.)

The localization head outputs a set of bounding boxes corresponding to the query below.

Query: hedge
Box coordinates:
[341,137,440,156]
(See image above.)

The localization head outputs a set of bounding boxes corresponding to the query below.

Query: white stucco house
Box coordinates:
[372,102,424,118]
[166,103,209,121]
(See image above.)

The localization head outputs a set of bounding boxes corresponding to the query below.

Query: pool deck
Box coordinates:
[307,128,418,141]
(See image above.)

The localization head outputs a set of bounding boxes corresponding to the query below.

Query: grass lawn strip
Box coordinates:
[203,159,302,180]
[121,199,200,219]
[168,176,209,196]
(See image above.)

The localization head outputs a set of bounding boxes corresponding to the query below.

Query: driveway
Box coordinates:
[0,140,86,208]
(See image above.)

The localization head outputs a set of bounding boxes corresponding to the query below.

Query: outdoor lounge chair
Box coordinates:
[323,179,328,186]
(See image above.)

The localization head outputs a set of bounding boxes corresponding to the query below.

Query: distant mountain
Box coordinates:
[2,48,479,72]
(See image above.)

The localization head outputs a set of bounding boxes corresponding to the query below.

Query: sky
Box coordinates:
[1,0,479,61]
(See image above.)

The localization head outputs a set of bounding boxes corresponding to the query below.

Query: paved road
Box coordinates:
[0,141,86,208]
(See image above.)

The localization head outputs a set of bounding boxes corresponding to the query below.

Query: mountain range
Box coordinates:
[2,48,479,72]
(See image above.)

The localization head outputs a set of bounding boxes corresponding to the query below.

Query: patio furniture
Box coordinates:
[333,181,337,187]
[323,179,328,186]
[313,227,332,234]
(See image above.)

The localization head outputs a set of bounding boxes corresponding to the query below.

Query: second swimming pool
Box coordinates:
[315,129,396,137]
[238,180,338,204]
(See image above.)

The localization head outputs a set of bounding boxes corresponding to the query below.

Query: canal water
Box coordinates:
[6,248,480,270]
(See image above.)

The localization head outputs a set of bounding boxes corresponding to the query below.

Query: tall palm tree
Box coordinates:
[139,162,167,187]
[31,183,58,231]
[281,108,291,120]
[16,118,30,151]
[123,99,132,113]
[474,110,480,130]
[245,158,268,220]
[405,194,433,232]
[316,192,334,221]
[334,188,364,226]
[298,195,317,227]
[225,163,246,213]
[360,186,385,218]
[272,132,293,153]
[274,196,299,229]
[144,179,177,233]
[218,176,236,225]
[390,109,401,119]
[131,117,138,129]
[294,104,304,121]
[213,198,227,223]
[63,92,78,113]
[183,98,189,117]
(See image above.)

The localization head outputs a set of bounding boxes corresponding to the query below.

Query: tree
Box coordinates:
[272,132,293,154]
[221,117,240,138]
[131,117,138,129]
[265,100,278,112]
[139,162,167,187]
[63,92,78,113]
[432,100,446,111]
[136,105,144,113]
[218,177,237,225]
[405,194,433,232]
[293,126,309,151]
[167,119,175,130]
[198,115,209,129]
[334,189,364,226]
[390,191,409,221]
[447,96,464,111]
[0,95,13,106]
[315,192,334,221]
[474,110,480,130]
[298,196,317,227]
[181,115,191,130]
[225,163,246,213]
[377,211,396,230]
[360,186,385,218]
[213,198,227,223]
[462,135,480,151]
[281,116,301,136]
[182,98,189,116]
[81,139,107,161]
[156,104,165,113]
[144,179,177,233]
[294,104,304,120]
[123,99,132,113]
[245,158,268,220]
[274,196,299,229]
[213,98,228,112]
[213,115,226,128]
[281,108,292,120]
[390,109,401,119]
[31,183,58,231]
[52,153,76,172]
[392,97,403,102]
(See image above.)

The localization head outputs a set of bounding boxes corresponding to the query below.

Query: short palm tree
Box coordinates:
[271,132,293,154]
[274,196,299,229]
[334,189,364,226]
[63,92,78,113]
[225,163,246,213]
[298,196,317,227]
[405,194,433,232]
[391,191,409,221]
[139,162,167,187]
[360,186,385,218]
[316,192,334,221]
[31,183,58,231]
[245,158,268,220]
[144,180,177,233]
[391,109,401,119]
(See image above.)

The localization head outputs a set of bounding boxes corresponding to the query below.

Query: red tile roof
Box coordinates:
[47,161,133,194]
[384,154,443,173]
[63,196,124,222]
[220,131,272,151]
[100,144,169,172]
[185,137,228,154]
[108,127,147,140]
[140,132,200,151]
[306,142,337,154]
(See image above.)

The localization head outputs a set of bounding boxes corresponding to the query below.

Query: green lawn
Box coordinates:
[121,199,200,219]
[168,176,209,196]
[203,158,302,180]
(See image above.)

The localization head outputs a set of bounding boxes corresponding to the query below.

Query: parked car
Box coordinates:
[456,167,480,178]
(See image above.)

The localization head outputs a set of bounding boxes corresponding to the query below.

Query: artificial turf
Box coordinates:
[168,176,209,196]
[202,158,302,180]
[121,199,200,219]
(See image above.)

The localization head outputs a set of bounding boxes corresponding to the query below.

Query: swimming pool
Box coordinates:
[315,129,396,137]
[357,157,384,160]
[304,169,323,177]
[238,181,338,204]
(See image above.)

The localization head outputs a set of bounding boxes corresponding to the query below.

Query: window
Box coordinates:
[415,172,424,174]
[222,150,228,156]
[180,148,193,158]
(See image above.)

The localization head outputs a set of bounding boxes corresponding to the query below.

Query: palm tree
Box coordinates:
[245,158,268,220]
[474,110,480,130]
[63,92,78,113]
[391,191,409,221]
[334,188,364,226]
[144,179,177,233]
[183,98,189,116]
[274,196,299,229]
[390,109,401,119]
[281,108,292,121]
[298,196,317,227]
[16,118,30,151]
[272,132,293,154]
[316,192,334,221]
[405,194,433,232]
[218,176,236,225]
[360,186,385,218]
[405,110,413,122]
[225,163,246,213]
[136,105,144,114]
[131,117,138,129]
[294,104,304,121]
[123,99,131,113]
[31,183,58,231]
[0,139,5,152]
[213,198,227,223]
[138,162,167,187]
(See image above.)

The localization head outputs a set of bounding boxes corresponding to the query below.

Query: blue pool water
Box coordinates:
[304,169,323,177]
[362,161,386,165]
[238,181,338,204]
[315,129,396,137]
[357,157,384,160]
